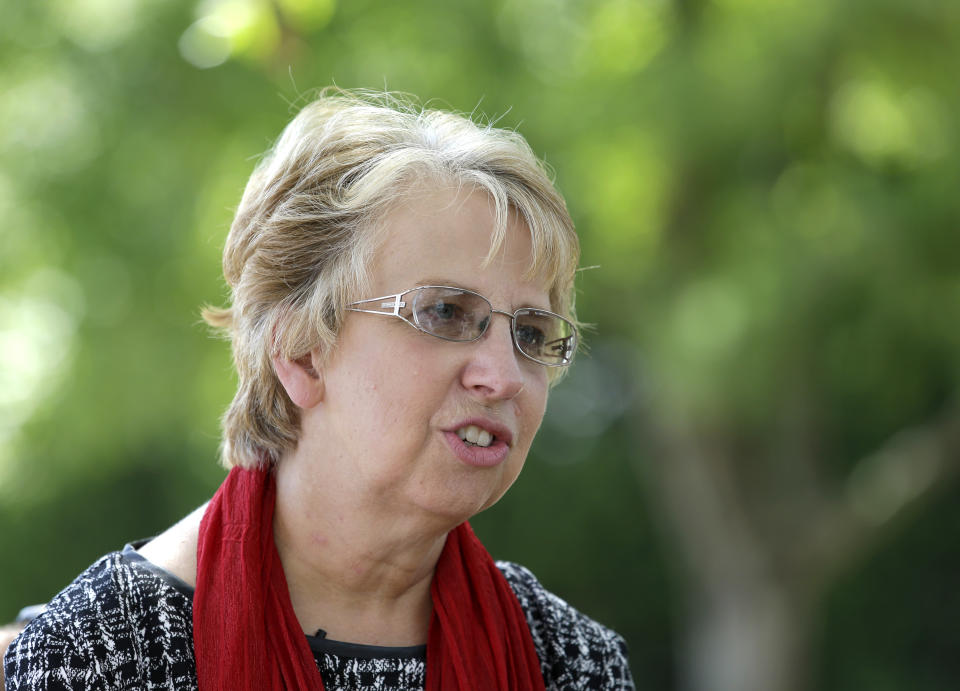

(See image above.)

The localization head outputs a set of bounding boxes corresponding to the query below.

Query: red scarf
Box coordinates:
[193,467,545,690]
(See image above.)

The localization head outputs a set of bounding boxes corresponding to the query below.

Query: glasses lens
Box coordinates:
[411,287,490,341]
[513,309,576,366]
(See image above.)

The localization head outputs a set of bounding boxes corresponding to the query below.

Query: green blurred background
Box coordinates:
[1,0,959,689]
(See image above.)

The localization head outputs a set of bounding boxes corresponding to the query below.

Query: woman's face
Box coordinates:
[301,185,551,522]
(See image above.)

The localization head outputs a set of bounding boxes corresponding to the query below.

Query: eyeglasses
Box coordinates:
[347,285,577,367]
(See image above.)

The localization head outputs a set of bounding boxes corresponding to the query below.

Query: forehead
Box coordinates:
[368,186,549,305]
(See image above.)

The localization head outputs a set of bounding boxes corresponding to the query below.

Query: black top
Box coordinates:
[4,546,635,690]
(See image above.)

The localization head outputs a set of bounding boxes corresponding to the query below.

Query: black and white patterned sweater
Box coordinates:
[4,546,634,690]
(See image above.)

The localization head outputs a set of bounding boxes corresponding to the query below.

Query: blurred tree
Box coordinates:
[607,1,960,689]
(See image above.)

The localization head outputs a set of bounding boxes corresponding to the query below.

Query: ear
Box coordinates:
[273,349,325,409]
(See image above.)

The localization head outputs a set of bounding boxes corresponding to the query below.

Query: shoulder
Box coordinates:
[497,561,635,691]
[135,504,203,589]
[5,552,125,690]
[4,549,196,690]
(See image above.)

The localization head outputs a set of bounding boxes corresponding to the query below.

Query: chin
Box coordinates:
[415,483,510,525]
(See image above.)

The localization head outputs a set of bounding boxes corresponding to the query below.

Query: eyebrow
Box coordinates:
[413,280,551,312]
[415,278,466,289]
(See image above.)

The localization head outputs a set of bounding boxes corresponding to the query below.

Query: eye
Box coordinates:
[416,298,476,339]
[422,300,464,322]
[514,323,546,351]
[412,288,491,341]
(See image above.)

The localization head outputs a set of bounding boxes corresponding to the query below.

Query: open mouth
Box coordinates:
[456,425,494,448]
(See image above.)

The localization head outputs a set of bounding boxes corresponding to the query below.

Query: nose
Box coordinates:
[460,313,525,400]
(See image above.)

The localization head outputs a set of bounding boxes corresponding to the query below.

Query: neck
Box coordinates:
[272,449,455,647]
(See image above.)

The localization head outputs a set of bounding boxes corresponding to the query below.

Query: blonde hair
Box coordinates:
[204,89,580,469]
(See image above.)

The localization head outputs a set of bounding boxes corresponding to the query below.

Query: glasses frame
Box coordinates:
[346,285,577,367]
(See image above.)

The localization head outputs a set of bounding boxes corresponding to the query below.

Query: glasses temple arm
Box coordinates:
[346,292,407,316]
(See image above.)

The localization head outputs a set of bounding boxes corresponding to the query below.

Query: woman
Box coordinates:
[4,90,634,690]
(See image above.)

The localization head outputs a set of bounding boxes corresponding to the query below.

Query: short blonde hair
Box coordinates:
[204,89,580,469]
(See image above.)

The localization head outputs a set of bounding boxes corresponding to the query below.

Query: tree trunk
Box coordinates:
[634,395,960,691]
[682,580,812,691]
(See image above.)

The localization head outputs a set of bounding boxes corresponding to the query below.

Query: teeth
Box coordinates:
[463,426,480,444]
[456,425,494,448]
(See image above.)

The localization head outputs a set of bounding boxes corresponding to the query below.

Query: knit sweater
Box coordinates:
[4,546,634,690]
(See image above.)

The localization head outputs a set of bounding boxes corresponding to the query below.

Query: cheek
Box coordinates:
[519,380,549,447]
[340,347,439,431]
[350,369,409,428]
